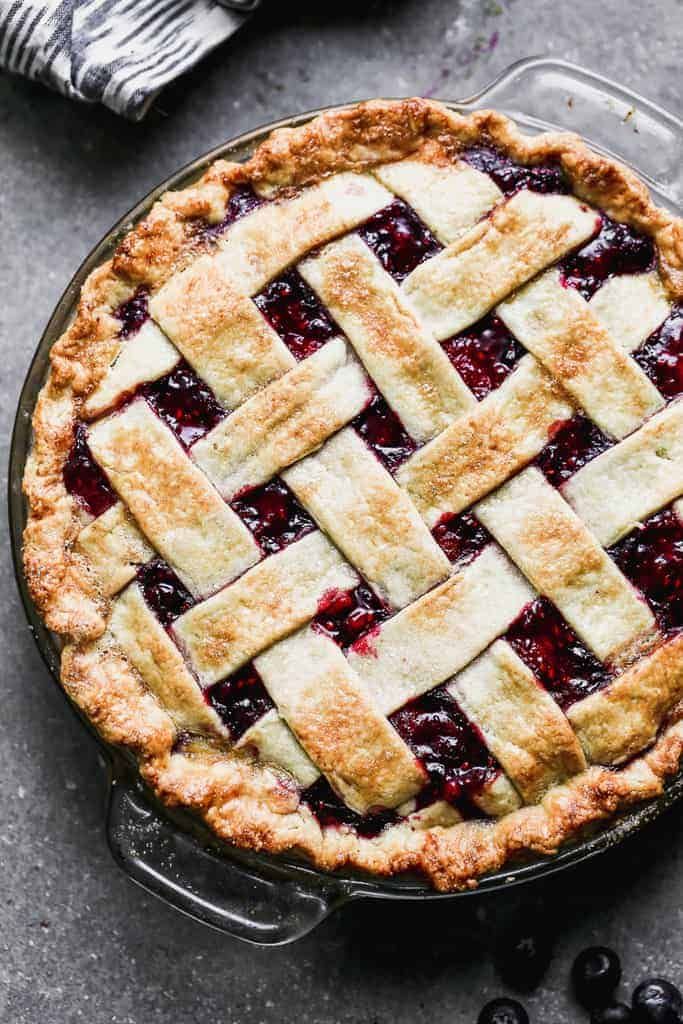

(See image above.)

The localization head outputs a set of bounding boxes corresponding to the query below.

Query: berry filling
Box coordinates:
[254,269,338,360]
[432,511,492,565]
[441,313,526,400]
[63,422,117,518]
[230,478,316,555]
[207,662,274,741]
[114,287,150,339]
[358,199,442,281]
[137,558,194,627]
[536,414,612,487]
[352,391,417,472]
[633,302,683,399]
[559,215,655,300]
[312,582,389,649]
[200,184,263,238]
[390,686,499,808]
[505,597,610,710]
[608,507,683,633]
[143,360,225,448]
[460,146,569,196]
[301,777,398,838]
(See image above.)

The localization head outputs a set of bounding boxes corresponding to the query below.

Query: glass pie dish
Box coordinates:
[9,56,683,945]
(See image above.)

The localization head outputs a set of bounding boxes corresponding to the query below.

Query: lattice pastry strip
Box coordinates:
[563,401,683,545]
[588,271,671,354]
[282,427,450,610]
[475,466,657,663]
[402,190,599,340]
[449,640,588,805]
[372,156,503,244]
[74,503,154,597]
[236,709,320,789]
[173,531,358,686]
[347,544,535,715]
[498,270,664,439]
[255,626,427,814]
[191,338,371,499]
[299,233,476,441]
[87,400,260,597]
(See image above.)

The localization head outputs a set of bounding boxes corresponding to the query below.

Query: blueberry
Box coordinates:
[494,927,553,991]
[477,997,530,1024]
[632,979,683,1024]
[572,947,622,1008]
[591,1004,633,1024]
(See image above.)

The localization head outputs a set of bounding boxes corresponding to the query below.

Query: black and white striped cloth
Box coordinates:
[0,1,257,120]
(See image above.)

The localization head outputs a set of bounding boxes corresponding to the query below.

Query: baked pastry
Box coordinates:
[23,99,683,890]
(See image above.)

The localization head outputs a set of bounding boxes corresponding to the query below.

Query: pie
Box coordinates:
[23,99,683,890]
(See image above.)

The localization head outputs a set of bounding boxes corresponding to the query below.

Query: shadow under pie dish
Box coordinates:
[21,98,683,892]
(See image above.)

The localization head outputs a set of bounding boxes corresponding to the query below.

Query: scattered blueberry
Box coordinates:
[477,997,530,1024]
[572,947,622,1008]
[632,979,683,1024]
[494,926,553,992]
[592,1004,634,1024]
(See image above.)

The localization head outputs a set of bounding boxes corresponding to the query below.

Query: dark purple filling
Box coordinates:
[352,391,417,472]
[142,360,225,448]
[230,478,316,556]
[358,199,442,282]
[312,582,389,650]
[207,663,274,741]
[633,303,683,399]
[460,146,569,196]
[505,597,610,710]
[302,777,399,838]
[254,269,338,360]
[390,686,499,807]
[137,558,194,627]
[200,184,263,239]
[432,511,492,565]
[609,508,683,633]
[536,414,612,487]
[114,287,150,339]
[559,215,656,300]
[441,314,526,400]
[63,423,117,518]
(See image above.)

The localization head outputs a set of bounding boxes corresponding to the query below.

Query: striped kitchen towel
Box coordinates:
[0,0,257,120]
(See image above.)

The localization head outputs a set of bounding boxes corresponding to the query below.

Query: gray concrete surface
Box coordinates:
[2,2,682,1021]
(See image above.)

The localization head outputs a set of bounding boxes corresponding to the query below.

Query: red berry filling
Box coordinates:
[230,478,316,555]
[254,269,338,360]
[505,597,610,710]
[460,147,569,196]
[63,422,117,518]
[390,686,499,809]
[207,662,274,741]
[559,215,655,300]
[432,511,492,565]
[441,313,526,399]
[352,391,417,471]
[301,777,399,838]
[633,303,683,399]
[358,199,442,281]
[137,558,194,627]
[200,184,264,239]
[608,508,683,632]
[143,360,225,448]
[312,582,389,649]
[536,414,612,487]
[114,286,150,338]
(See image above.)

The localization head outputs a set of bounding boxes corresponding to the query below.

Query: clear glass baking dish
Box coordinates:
[9,57,683,945]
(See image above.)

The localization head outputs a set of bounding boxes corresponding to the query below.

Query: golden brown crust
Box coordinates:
[22,98,683,890]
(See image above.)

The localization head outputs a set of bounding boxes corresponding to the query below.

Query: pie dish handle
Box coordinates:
[455,56,683,207]
[105,774,349,945]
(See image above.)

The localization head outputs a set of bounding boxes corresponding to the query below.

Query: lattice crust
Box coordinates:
[23,98,683,891]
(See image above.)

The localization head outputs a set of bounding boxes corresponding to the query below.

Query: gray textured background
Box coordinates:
[2,2,682,1021]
